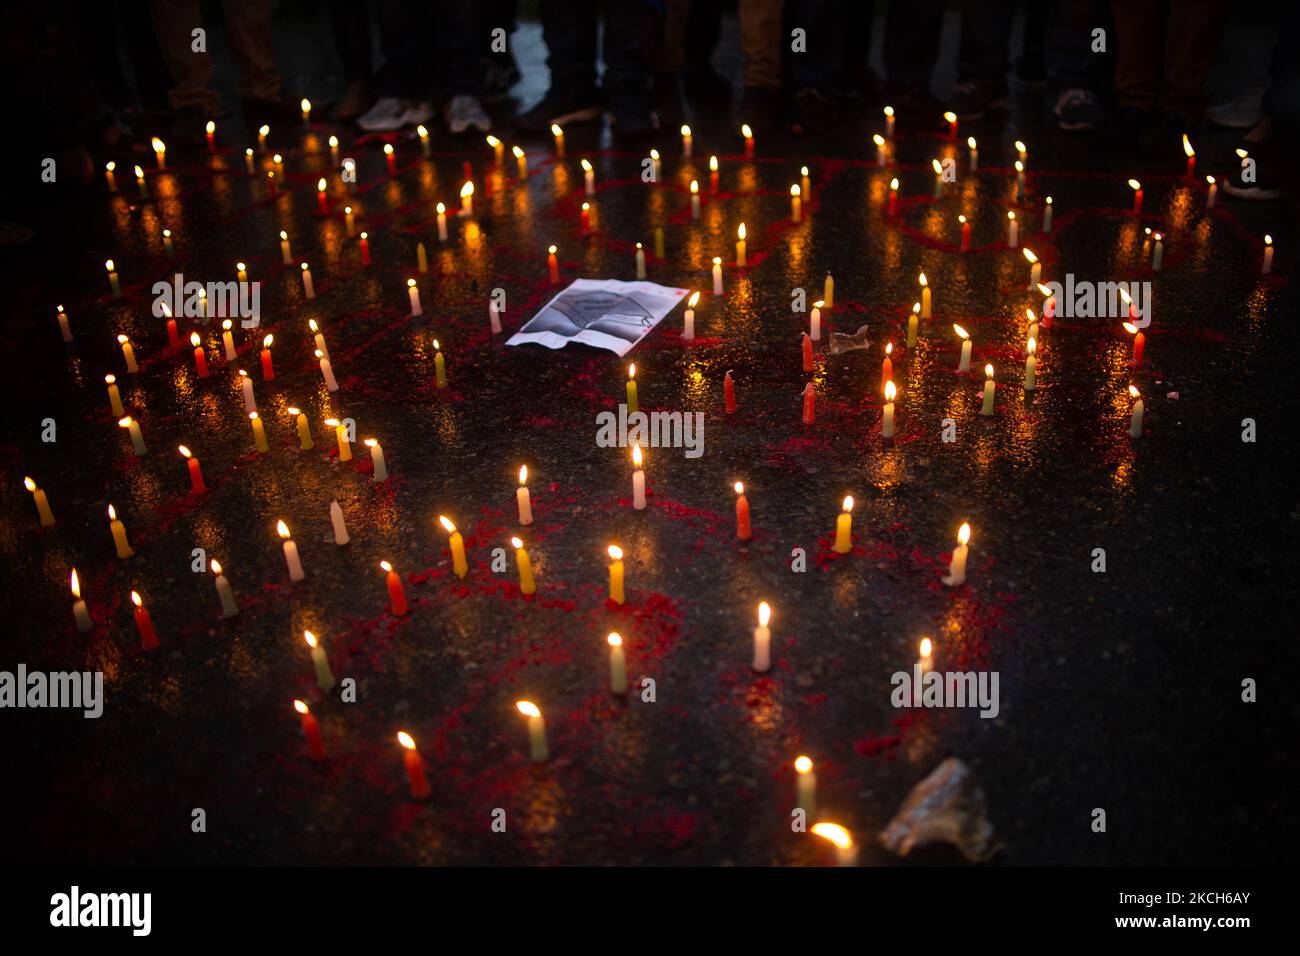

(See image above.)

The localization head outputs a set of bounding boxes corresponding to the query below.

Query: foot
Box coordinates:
[357,97,434,132]
[1222,138,1284,200]
[481,56,522,102]
[1053,88,1105,132]
[947,78,1010,122]
[516,87,603,134]
[242,93,309,134]
[736,86,783,136]
[334,81,374,123]
[1206,91,1265,129]
[444,94,492,134]
[789,87,834,136]
[1138,110,1195,157]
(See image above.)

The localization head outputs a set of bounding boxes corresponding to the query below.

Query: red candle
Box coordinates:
[580,203,590,234]
[548,245,559,284]
[944,110,958,141]
[959,215,971,253]
[384,143,396,175]
[267,170,278,199]
[1183,134,1195,178]
[742,124,754,158]
[165,309,179,348]
[802,382,815,424]
[359,232,371,266]
[802,333,814,373]
[179,445,206,494]
[724,370,736,413]
[1124,322,1145,366]
[734,482,752,541]
[260,334,275,380]
[317,177,329,213]
[1037,283,1055,328]
[190,333,209,378]
[1128,179,1143,216]
[881,342,893,391]
[205,120,216,153]
[381,560,408,616]
[294,700,325,761]
[397,731,431,799]
[131,590,159,651]
[888,177,898,217]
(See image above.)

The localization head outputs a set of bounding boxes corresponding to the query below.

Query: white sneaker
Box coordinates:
[1206,91,1265,129]
[443,95,492,134]
[358,97,413,132]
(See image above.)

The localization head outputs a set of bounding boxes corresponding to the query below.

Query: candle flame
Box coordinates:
[324,418,340,427]
[516,700,541,718]
[551,124,562,136]
[953,324,969,340]
[608,632,622,648]
[301,262,310,273]
[512,145,525,158]
[795,756,813,774]
[709,156,719,173]
[364,438,377,448]
[294,699,308,715]
[883,106,894,117]
[885,380,897,402]
[886,342,893,356]
[872,134,885,147]
[277,520,290,538]
[262,334,273,348]
[931,159,943,175]
[1129,385,1141,399]
[1008,211,1016,220]
[548,245,557,255]
[1207,175,1215,184]
[713,256,721,265]
[1123,322,1139,335]
[889,177,899,190]
[628,363,636,380]
[249,412,259,422]
[304,630,317,648]
[814,299,824,309]
[288,407,300,416]
[1015,160,1023,173]
[317,177,327,191]
[461,181,474,198]
[408,278,417,288]
[842,495,854,513]
[1026,308,1036,322]
[912,302,920,314]
[118,416,133,427]
[958,214,966,223]
[734,481,744,495]
[738,223,746,240]
[1046,195,1053,205]
[958,522,971,545]
[519,465,528,485]
[812,822,852,849]
[1264,234,1272,246]
[1022,248,1038,263]
[650,149,660,161]
[791,183,801,197]
[71,569,81,598]
[417,125,428,139]
[967,136,977,149]
[801,166,809,177]
[131,590,143,608]
[758,601,771,627]
[985,363,994,378]
[632,444,643,468]
[580,158,592,172]
[691,179,699,194]
[1027,336,1037,355]
[741,124,753,139]
[384,144,394,156]
[1014,140,1027,155]
[179,445,192,458]
[258,125,270,137]
[210,559,221,575]
[681,125,691,136]
[510,536,524,549]
[397,731,415,750]
[920,637,933,657]
[206,121,215,134]
[608,545,623,560]
[439,515,457,534]
[108,261,117,274]
[190,332,201,347]
[918,272,927,287]
[134,165,144,178]
[1128,179,1141,191]
[380,560,393,573]
[436,201,446,215]
[1182,133,1194,157]
[486,135,501,148]
[688,291,700,308]
[108,504,117,520]
[24,476,35,491]
[1037,283,1054,297]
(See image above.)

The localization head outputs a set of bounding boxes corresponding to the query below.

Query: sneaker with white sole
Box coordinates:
[444,94,492,134]
[358,97,434,132]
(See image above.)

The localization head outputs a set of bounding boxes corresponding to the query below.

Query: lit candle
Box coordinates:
[317,177,328,213]
[105,375,124,415]
[433,338,447,389]
[430,202,447,244]
[1023,248,1041,289]
[299,262,315,299]
[1128,385,1144,438]
[295,701,325,761]
[606,544,626,604]
[276,228,293,266]
[1182,133,1195,177]
[736,223,746,267]
[439,516,469,577]
[681,124,692,158]
[709,154,719,192]
[1205,175,1217,209]
[105,161,118,192]
[118,416,147,456]
[683,290,700,340]
[881,342,894,391]
[809,299,822,341]
[908,302,920,347]
[410,121,426,157]
[944,522,971,586]
[795,756,816,816]
[249,412,269,453]
[397,731,431,797]
[873,133,887,167]
[833,496,853,554]
[959,214,970,252]
[107,260,122,298]
[790,183,802,223]
[516,700,548,761]
[631,443,646,510]
[883,380,897,439]
[345,205,355,236]
[1007,211,1018,248]
[131,590,159,651]
[190,332,209,378]
[801,165,811,198]
[979,364,996,416]
[238,370,256,412]
[581,158,595,196]
[285,407,313,450]
[407,278,422,316]
[383,143,396,175]
[1026,308,1039,342]
[244,148,255,175]
[967,136,978,170]
[330,501,350,544]
[359,231,371,265]
[823,272,834,308]
[548,122,565,158]
[888,176,899,216]
[258,124,270,151]
[919,272,931,318]
[625,362,638,413]
[460,180,474,217]
[712,256,723,295]
[1123,321,1145,367]
[204,119,216,152]
[943,109,958,141]
[1262,234,1273,275]
[883,105,895,138]
[812,823,857,866]
[752,601,772,672]
[324,418,351,461]
[510,536,536,595]
[548,245,559,284]
[379,560,408,615]
[304,630,334,690]
[635,241,646,279]
[580,201,591,234]
[178,445,206,494]
[162,228,174,256]
[802,381,815,424]
[516,466,533,524]
[802,332,814,373]
[691,179,701,219]
[24,477,54,527]
[308,319,330,363]
[1037,282,1057,328]
[1043,195,1054,233]
[134,164,149,199]
[55,304,72,342]
[1014,159,1025,196]
[733,481,752,541]
[70,569,93,632]
[210,559,238,617]
[606,632,628,694]
[724,369,736,413]
[514,145,527,179]
[487,134,504,164]
[265,169,277,199]
[363,437,387,482]
[1128,178,1143,216]
[108,504,132,558]
[954,324,972,372]
[260,334,275,379]
[932,158,944,197]
[742,122,754,157]
[237,260,248,283]
[279,520,305,581]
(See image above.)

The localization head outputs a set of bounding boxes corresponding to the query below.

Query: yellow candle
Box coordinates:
[607,545,625,604]
[513,145,527,179]
[680,124,692,158]
[249,412,269,452]
[439,516,468,577]
[980,364,995,416]
[607,632,627,694]
[625,362,638,413]
[24,477,54,526]
[108,504,133,558]
[434,339,447,388]
[487,134,504,163]
[324,418,351,460]
[517,466,533,524]
[283,407,311,449]
[823,272,834,308]
[511,536,536,594]
[833,495,854,554]
[795,756,816,817]
[919,272,931,318]
[71,568,93,633]
[811,822,857,866]
[516,700,548,761]
[551,123,565,157]
[736,223,746,267]
[790,184,802,222]
[105,375,124,416]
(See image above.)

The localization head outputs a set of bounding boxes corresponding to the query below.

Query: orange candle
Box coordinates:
[381,560,408,616]
[190,333,209,378]
[881,342,893,391]
[397,731,431,798]
[802,333,814,372]
[734,482,752,541]
[260,334,274,379]
[294,700,325,761]
[802,381,815,424]
[131,590,159,650]
[179,445,206,494]
[548,245,559,284]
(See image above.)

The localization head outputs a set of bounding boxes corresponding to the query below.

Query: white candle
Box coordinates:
[873,133,887,167]
[810,300,822,341]
[919,272,931,318]
[1007,212,1018,248]
[317,350,339,391]
[279,231,292,264]
[944,522,971,586]
[279,520,305,581]
[305,630,334,690]
[345,205,355,236]
[107,260,122,298]
[681,124,692,158]
[365,438,387,482]
[460,180,474,217]
[979,364,995,416]
[582,158,595,196]
[967,136,978,170]
[407,278,422,316]
[1129,385,1144,438]
[683,291,699,340]
[220,321,235,360]
[239,370,256,412]
[690,180,701,219]
[631,444,646,510]
[954,325,972,372]
[1262,235,1273,274]
[105,375,124,416]
[56,305,72,342]
[310,319,330,362]
[134,165,149,199]
[882,380,896,438]
[752,601,772,672]
[514,145,527,178]
[1206,176,1217,209]
[105,161,118,192]
[1023,248,1041,289]
[551,123,565,157]
[712,257,723,296]
[607,632,627,694]
[812,823,857,866]
[211,559,238,617]
[119,416,147,456]
[516,700,548,761]
[635,242,646,279]
[437,203,448,241]
[795,756,816,817]
[1152,233,1164,271]
[1043,196,1053,233]
[301,262,315,299]
[330,500,350,545]
[70,569,93,633]
[1024,338,1037,391]
[883,105,894,138]
[517,466,533,524]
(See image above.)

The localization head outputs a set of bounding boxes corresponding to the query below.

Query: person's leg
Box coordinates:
[541,0,598,97]
[372,0,436,99]
[436,0,493,132]
[221,0,281,103]
[882,0,943,95]
[147,0,220,114]
[1155,0,1225,122]
[330,0,373,86]
[683,0,728,103]
[1110,0,1163,113]
[602,0,657,135]
[656,0,691,77]
[739,0,784,93]
[787,0,838,93]
[955,0,1016,85]
[1046,0,1109,130]
[120,2,175,110]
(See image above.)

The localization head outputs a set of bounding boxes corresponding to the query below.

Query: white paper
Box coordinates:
[507,279,688,357]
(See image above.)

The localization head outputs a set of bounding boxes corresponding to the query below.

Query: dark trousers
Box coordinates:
[540,0,657,104]
[1110,0,1226,118]
[374,0,480,99]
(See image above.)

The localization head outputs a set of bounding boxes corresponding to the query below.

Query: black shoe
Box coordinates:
[737,86,783,136]
[1221,140,1284,200]
[683,65,732,106]
[789,87,833,136]
[1053,88,1105,132]
[947,78,1010,122]
[482,56,522,103]
[516,87,603,134]
[167,105,215,150]
[1139,110,1195,157]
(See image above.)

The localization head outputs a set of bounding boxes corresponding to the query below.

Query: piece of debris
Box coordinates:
[879,757,1001,862]
[827,324,871,354]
